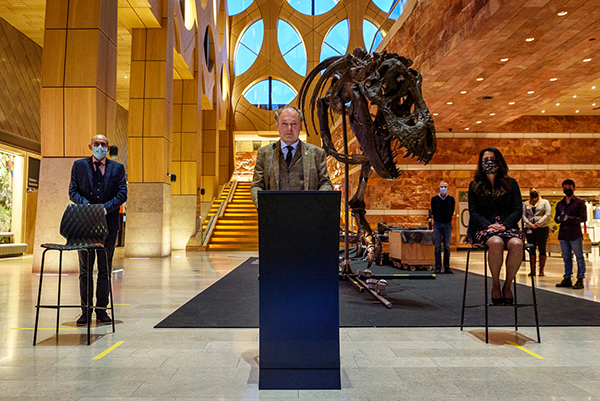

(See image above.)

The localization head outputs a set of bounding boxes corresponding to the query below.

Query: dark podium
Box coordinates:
[258,191,341,390]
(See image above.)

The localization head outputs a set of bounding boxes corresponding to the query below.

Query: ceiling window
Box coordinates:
[244,78,297,110]
[319,19,349,63]
[277,20,307,76]
[287,0,338,16]
[227,0,253,16]
[363,19,383,53]
[373,0,405,20]
[234,20,264,76]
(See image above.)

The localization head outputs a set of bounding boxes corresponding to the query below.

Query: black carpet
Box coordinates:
[155,257,600,328]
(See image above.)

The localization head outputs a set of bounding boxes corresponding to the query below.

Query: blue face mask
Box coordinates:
[93,145,108,160]
[440,187,448,195]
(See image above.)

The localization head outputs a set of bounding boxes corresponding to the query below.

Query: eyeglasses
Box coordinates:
[92,142,109,148]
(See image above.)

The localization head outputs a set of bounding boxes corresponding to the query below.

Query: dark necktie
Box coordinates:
[94,161,103,182]
[285,145,293,166]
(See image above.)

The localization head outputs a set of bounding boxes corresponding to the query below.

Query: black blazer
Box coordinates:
[467,177,522,240]
[69,157,127,233]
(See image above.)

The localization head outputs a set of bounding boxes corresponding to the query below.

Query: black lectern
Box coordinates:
[258,191,341,390]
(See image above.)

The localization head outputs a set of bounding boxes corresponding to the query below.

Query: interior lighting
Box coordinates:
[541,110,545,113]
[576,110,579,113]
[465,128,470,130]
[124,76,128,79]
[593,86,596,89]
[556,103,560,106]
[509,102,515,105]
[476,121,481,123]
[447,102,453,105]
[476,77,484,81]
[550,78,558,81]
[501,58,509,62]
[433,113,438,116]
[557,11,568,16]
[490,113,496,116]
[525,38,535,42]
[583,58,592,62]
[460,91,467,94]
[527,91,534,94]
[593,103,597,106]
[573,95,577,98]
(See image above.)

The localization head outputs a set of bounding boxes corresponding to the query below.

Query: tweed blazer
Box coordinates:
[250,140,333,206]
[522,198,551,228]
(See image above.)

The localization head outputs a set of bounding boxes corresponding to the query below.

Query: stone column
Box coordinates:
[171,75,202,249]
[33,0,117,272]
[125,0,174,257]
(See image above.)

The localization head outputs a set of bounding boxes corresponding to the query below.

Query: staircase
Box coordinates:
[204,181,258,251]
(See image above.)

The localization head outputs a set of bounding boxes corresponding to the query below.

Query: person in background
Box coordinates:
[468,148,524,305]
[431,180,455,274]
[522,187,551,276]
[555,179,587,290]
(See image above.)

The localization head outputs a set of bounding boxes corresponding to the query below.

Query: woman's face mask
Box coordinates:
[530,192,539,199]
[482,159,498,175]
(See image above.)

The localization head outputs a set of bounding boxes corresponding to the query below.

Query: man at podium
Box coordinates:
[250,106,333,207]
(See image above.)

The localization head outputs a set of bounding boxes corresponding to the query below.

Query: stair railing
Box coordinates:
[201,180,238,246]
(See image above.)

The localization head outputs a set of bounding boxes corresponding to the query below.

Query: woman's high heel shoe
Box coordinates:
[491,291,504,305]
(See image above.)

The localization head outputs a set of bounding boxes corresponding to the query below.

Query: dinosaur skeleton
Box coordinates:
[298,48,437,267]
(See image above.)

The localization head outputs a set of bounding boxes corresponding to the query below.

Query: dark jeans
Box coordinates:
[433,221,452,269]
[79,230,118,312]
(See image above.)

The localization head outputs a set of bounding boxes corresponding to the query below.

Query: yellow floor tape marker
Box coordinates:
[94,341,125,360]
[506,340,545,359]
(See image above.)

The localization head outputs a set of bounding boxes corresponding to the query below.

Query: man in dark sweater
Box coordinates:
[431,181,455,273]
[555,179,587,290]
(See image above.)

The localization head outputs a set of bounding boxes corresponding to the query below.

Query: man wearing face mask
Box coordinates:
[431,180,455,273]
[555,179,587,290]
[69,134,127,325]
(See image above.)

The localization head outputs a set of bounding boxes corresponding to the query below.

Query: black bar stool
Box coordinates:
[460,243,541,343]
[33,204,115,345]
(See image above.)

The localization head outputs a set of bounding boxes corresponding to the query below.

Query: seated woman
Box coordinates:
[468,148,524,305]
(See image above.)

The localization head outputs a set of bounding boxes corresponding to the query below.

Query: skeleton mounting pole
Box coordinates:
[341,103,352,275]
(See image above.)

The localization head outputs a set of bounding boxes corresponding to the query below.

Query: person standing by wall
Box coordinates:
[555,179,587,290]
[522,187,551,276]
[431,180,455,274]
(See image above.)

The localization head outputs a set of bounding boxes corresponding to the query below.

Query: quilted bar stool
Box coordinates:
[460,243,540,343]
[33,204,114,345]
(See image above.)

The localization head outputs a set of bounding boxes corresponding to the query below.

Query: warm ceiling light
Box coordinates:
[465,128,470,130]
[527,91,535,94]
[525,38,535,42]
[593,86,596,89]
[476,77,484,81]
[501,58,509,62]
[594,103,597,106]
[509,102,515,105]
[556,103,560,106]
[460,91,467,94]
[476,121,482,124]
[124,76,128,79]
[550,78,558,81]
[433,113,438,116]
[583,58,592,62]
[573,95,577,98]
[557,11,568,16]
[576,110,579,113]
[490,113,496,116]
[541,110,545,113]
[447,102,453,105]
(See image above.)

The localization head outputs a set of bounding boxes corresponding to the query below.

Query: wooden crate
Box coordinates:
[388,231,435,265]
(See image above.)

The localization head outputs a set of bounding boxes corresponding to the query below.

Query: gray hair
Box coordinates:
[439,180,448,186]
[274,106,304,124]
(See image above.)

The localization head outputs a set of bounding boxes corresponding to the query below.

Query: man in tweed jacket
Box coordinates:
[251,106,333,207]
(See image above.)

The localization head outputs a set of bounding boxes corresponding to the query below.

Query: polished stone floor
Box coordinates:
[2,247,600,400]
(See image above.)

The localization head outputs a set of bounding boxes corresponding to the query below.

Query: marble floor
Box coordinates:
[2,247,600,400]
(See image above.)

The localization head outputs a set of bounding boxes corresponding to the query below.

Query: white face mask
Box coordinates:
[440,187,448,195]
[93,145,108,160]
